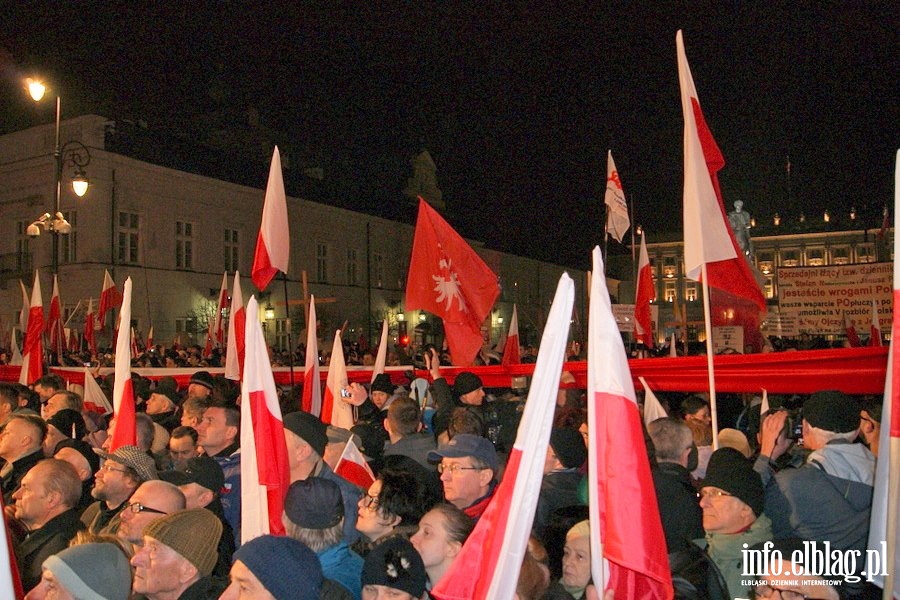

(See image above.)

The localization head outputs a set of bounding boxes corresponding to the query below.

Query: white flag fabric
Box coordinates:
[335,436,376,490]
[324,330,354,429]
[604,150,630,243]
[760,388,770,416]
[371,319,389,383]
[251,146,290,290]
[640,377,668,425]
[225,272,246,381]
[82,366,113,414]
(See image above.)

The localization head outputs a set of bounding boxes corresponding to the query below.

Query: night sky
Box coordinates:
[2,3,897,270]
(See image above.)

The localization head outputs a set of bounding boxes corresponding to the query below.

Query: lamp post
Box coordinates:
[25,79,92,275]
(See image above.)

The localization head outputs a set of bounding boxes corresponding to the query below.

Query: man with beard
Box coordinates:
[81,445,158,535]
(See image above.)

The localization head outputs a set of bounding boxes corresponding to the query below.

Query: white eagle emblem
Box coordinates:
[432,256,468,313]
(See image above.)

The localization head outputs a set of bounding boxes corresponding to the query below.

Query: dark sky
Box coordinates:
[1,3,897,270]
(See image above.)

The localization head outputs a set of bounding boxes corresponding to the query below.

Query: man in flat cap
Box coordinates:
[81,445,158,535]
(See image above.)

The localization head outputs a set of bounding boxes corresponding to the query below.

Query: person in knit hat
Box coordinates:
[221,535,325,600]
[699,447,771,599]
[28,542,132,600]
[130,508,225,599]
[532,427,587,539]
[361,536,427,600]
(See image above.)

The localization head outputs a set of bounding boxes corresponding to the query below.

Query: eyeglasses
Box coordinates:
[125,502,167,515]
[100,463,129,475]
[361,494,380,510]
[437,463,486,475]
[752,583,828,599]
[697,489,734,500]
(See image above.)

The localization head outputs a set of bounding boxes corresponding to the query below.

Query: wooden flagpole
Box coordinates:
[701,263,719,450]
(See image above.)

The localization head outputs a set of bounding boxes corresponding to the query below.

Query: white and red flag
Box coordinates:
[130,327,139,359]
[251,146,290,291]
[66,328,79,353]
[870,299,883,347]
[240,295,291,542]
[82,366,113,415]
[47,274,63,357]
[301,296,322,415]
[634,233,656,348]
[760,388,770,416]
[321,330,354,428]
[371,319,389,383]
[146,325,153,350]
[844,312,861,347]
[0,494,23,598]
[19,279,29,335]
[867,149,899,598]
[431,274,573,600]
[108,278,136,451]
[587,246,672,599]
[83,298,97,356]
[334,436,375,490]
[677,31,765,312]
[406,198,500,366]
[604,150,630,243]
[225,272,246,381]
[214,272,229,345]
[639,377,667,426]
[19,271,44,386]
[98,269,122,326]
[501,304,521,366]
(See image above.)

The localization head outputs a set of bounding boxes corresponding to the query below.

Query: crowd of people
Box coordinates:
[0,338,886,599]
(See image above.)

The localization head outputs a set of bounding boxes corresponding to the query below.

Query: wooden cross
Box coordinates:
[273,271,337,327]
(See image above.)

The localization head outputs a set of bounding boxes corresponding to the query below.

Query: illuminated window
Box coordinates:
[756,250,774,274]
[685,282,698,301]
[764,275,775,299]
[664,280,677,302]
[175,221,194,269]
[781,249,800,267]
[806,247,825,266]
[663,256,677,278]
[831,247,850,265]
[856,244,875,263]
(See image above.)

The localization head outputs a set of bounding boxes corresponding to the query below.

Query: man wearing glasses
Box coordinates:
[428,433,499,520]
[81,445,159,535]
[116,480,185,549]
[750,538,843,600]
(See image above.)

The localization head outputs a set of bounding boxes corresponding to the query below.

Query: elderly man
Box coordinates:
[26,542,132,600]
[221,535,331,600]
[428,433,499,520]
[42,390,83,421]
[12,459,85,592]
[647,417,703,552]
[0,414,47,504]
[699,447,771,599]
[130,508,225,599]
[146,387,181,432]
[81,445,158,535]
[196,399,241,544]
[283,411,362,544]
[53,438,99,514]
[116,479,186,549]
[282,477,363,599]
[42,408,87,457]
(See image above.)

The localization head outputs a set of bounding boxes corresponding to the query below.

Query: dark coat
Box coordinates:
[1,449,44,505]
[652,462,704,552]
[430,378,521,454]
[533,469,584,540]
[15,508,85,592]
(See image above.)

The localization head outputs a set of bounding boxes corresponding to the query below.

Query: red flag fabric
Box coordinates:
[251,146,290,291]
[47,274,63,358]
[501,304,521,365]
[19,271,44,385]
[634,233,656,348]
[431,274,573,600]
[334,437,375,490]
[82,366,113,415]
[844,312,861,347]
[677,31,766,312]
[67,327,79,352]
[108,278,136,451]
[301,296,322,414]
[83,298,97,356]
[214,272,228,345]
[19,279,29,335]
[587,246,673,599]
[406,198,500,366]
[98,269,122,326]
[240,296,291,542]
[870,299,883,347]
[225,272,246,381]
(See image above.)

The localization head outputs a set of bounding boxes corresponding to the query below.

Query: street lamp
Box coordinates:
[25,78,92,274]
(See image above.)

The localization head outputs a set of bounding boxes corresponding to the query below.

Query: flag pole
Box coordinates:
[603,208,609,276]
[700,263,720,450]
[281,271,295,388]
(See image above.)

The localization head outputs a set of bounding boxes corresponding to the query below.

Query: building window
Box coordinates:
[224,228,239,273]
[663,256,677,278]
[856,244,875,263]
[781,249,800,267]
[806,247,825,266]
[649,258,657,278]
[685,282,698,302]
[346,248,358,286]
[117,212,140,264]
[764,275,775,299]
[274,318,289,351]
[175,221,194,269]
[15,220,31,272]
[316,243,329,283]
[373,252,384,288]
[59,210,77,264]
[756,250,774,275]
[664,280,677,302]
[831,247,850,265]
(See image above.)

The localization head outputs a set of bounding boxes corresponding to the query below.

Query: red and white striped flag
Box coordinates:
[431,274,573,600]
[66,328,79,353]
[82,366,113,415]
[0,494,23,598]
[501,304,521,366]
[225,272,246,381]
[587,246,672,599]
[870,299,883,347]
[108,278,136,451]
[214,272,228,345]
[47,274,63,358]
[334,436,375,490]
[240,296,291,542]
[604,150,630,243]
[19,270,43,385]
[301,296,322,415]
[251,146,290,291]
[634,233,656,349]
[677,31,765,312]
[83,298,97,356]
[867,149,900,598]
[371,319,389,383]
[98,269,122,326]
[321,330,353,428]
[844,312,861,347]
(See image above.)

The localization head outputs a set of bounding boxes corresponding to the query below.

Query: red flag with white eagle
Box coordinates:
[251,146,290,291]
[19,271,43,385]
[604,150,630,243]
[108,278,136,451]
[47,274,63,359]
[98,269,122,327]
[406,198,499,366]
[677,31,765,312]
[501,304,521,365]
[431,274,573,600]
[634,233,656,348]
[301,296,322,414]
[225,272,246,381]
[240,296,291,542]
[587,246,672,599]
[870,299,883,347]
[335,436,375,490]
[321,330,353,428]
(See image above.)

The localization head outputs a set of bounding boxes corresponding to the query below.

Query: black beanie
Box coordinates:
[702,448,765,516]
[803,390,859,434]
[452,372,483,397]
[370,374,395,396]
[550,428,587,469]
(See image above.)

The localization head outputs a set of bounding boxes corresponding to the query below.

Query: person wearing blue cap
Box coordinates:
[427,433,498,520]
